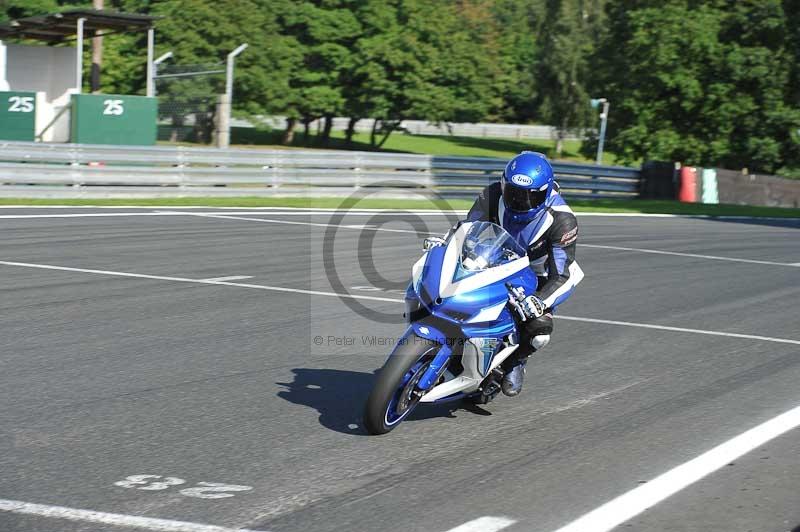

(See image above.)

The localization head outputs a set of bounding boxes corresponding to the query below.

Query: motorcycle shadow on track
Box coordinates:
[277,368,491,436]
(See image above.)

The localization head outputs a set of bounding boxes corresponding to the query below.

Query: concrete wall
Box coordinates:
[0,42,8,91]
[5,43,77,101]
[716,169,800,209]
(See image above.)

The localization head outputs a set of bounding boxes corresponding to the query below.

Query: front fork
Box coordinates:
[416,343,452,391]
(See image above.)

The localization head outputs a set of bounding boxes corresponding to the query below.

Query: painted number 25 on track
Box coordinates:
[114,475,252,499]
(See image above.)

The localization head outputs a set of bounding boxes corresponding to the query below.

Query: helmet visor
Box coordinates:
[502,181,549,212]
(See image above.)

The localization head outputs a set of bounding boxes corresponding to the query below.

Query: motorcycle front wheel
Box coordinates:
[363,333,440,435]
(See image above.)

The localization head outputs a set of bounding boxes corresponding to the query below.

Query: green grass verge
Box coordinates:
[162,126,620,164]
[323,131,592,162]
[0,197,797,217]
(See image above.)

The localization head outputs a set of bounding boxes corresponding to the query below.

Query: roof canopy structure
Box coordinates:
[0,9,161,97]
[0,9,156,43]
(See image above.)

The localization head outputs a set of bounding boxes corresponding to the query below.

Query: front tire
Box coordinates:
[363,334,439,435]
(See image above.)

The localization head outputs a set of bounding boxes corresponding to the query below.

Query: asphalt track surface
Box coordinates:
[0,206,799,532]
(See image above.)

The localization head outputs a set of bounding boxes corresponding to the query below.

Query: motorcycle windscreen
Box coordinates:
[456,221,526,280]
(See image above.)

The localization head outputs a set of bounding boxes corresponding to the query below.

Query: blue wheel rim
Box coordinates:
[384,350,437,426]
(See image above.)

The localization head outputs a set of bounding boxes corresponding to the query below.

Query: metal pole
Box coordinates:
[152,51,173,97]
[225,43,249,101]
[76,18,86,93]
[145,28,155,97]
[154,51,173,65]
[596,99,609,165]
[220,43,248,149]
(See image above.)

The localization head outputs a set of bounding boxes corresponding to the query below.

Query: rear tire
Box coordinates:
[363,334,439,435]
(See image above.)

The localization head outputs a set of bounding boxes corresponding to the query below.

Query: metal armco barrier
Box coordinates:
[0,141,640,198]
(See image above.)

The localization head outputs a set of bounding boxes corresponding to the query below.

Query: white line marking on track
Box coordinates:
[442,516,516,532]
[0,498,268,532]
[0,212,189,219]
[582,243,799,268]
[554,315,800,346]
[211,210,464,216]
[0,206,468,214]
[1,205,798,221]
[168,211,800,267]
[1,210,796,267]
[551,402,800,532]
[1,259,798,345]
[165,211,426,234]
[0,260,400,303]
[199,275,253,282]
[0,211,462,219]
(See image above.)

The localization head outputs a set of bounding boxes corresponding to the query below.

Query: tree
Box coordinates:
[487,0,545,123]
[534,0,597,157]
[141,0,298,143]
[346,0,497,148]
[596,0,800,172]
[276,0,361,145]
[713,0,799,172]
[777,0,800,170]
[0,0,59,22]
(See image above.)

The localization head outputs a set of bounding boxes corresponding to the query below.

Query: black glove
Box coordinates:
[507,284,547,322]
[520,294,546,320]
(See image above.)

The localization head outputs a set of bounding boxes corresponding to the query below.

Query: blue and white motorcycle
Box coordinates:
[364,221,543,435]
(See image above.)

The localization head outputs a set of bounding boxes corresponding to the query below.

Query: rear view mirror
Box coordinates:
[423,237,446,250]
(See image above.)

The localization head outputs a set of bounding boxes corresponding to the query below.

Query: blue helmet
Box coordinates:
[500,151,555,220]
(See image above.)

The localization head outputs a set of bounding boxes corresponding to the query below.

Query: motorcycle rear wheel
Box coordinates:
[363,334,439,435]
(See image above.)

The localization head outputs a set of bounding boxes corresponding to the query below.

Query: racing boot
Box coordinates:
[501,333,550,397]
[501,357,528,397]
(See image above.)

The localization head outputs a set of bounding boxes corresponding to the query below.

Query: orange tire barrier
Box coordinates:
[678,166,698,203]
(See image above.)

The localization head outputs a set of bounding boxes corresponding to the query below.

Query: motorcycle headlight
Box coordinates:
[404,298,422,323]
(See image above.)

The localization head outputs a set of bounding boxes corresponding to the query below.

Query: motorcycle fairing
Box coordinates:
[401,222,539,403]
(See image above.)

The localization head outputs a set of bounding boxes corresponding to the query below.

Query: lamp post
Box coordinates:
[590,98,610,165]
[225,43,248,103]
[218,43,248,149]
[151,51,173,97]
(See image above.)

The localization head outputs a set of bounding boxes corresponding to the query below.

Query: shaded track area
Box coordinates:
[0,207,798,532]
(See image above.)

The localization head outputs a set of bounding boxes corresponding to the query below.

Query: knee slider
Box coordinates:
[530,334,550,350]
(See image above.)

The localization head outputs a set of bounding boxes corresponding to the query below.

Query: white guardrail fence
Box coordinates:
[235,117,585,141]
[0,141,640,199]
